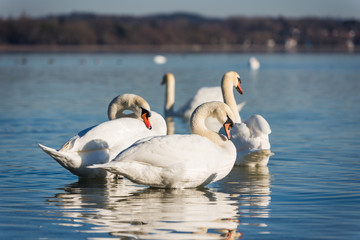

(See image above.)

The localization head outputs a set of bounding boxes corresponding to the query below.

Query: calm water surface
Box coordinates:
[0,53,359,239]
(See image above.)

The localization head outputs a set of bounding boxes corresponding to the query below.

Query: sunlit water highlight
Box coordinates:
[0,53,359,239]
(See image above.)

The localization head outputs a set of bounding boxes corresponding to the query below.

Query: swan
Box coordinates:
[161,73,246,119]
[153,55,167,64]
[248,57,260,70]
[89,101,237,189]
[38,94,167,179]
[219,71,272,167]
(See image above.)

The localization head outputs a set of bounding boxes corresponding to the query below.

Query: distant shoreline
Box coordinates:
[0,44,357,54]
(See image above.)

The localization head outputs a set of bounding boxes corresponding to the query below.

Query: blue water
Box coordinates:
[0,53,359,239]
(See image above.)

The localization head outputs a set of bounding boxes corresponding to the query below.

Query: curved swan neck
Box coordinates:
[162,73,175,116]
[190,102,232,147]
[107,94,150,120]
[221,72,242,123]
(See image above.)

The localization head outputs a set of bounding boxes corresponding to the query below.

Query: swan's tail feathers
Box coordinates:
[237,101,246,112]
[38,144,61,158]
[38,143,78,170]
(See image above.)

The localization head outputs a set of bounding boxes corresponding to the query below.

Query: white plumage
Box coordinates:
[39,94,167,178]
[161,73,246,119]
[249,57,260,70]
[218,71,273,167]
[89,101,237,188]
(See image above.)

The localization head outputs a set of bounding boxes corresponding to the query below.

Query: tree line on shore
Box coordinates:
[0,12,358,50]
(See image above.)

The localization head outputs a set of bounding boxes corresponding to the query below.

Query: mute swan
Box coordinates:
[89,101,237,189]
[248,57,260,70]
[39,94,167,179]
[219,71,272,167]
[161,73,246,119]
[153,55,167,64]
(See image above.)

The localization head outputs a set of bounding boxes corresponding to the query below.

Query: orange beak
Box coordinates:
[223,122,232,140]
[236,81,243,95]
[142,112,152,130]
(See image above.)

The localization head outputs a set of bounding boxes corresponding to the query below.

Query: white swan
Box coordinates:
[161,73,246,119]
[249,57,260,70]
[89,101,237,189]
[38,94,167,179]
[219,71,272,167]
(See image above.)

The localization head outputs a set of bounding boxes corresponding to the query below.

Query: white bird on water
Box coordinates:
[249,57,260,70]
[153,55,167,64]
[89,101,237,189]
[218,71,272,167]
[38,94,166,179]
[161,73,246,119]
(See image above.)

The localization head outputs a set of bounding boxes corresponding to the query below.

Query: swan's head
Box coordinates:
[108,93,153,130]
[190,101,235,140]
[140,107,152,130]
[223,71,243,95]
[212,104,235,140]
[134,98,152,130]
[223,115,234,140]
[161,73,175,85]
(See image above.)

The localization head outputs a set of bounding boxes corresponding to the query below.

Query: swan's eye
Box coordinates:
[141,108,151,118]
[237,76,241,83]
[226,115,234,127]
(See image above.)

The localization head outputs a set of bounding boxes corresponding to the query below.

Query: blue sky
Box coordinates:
[0,0,359,19]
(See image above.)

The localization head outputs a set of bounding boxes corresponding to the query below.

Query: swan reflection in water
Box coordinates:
[46,164,271,239]
[47,178,241,239]
[214,165,272,231]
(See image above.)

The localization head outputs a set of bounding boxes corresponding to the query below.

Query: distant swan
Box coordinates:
[89,101,237,189]
[161,73,246,119]
[39,94,167,178]
[249,57,260,70]
[219,71,272,167]
[153,55,167,64]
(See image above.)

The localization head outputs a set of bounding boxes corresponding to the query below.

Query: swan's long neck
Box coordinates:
[164,76,175,116]
[109,106,137,120]
[107,94,147,120]
[190,104,228,147]
[221,76,241,123]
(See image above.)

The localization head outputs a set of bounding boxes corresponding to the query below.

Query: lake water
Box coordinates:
[0,52,359,239]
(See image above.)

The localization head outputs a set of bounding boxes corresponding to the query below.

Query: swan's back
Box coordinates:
[179,86,223,119]
[63,112,166,153]
[39,93,167,179]
[90,101,237,188]
[244,114,271,137]
[40,111,166,178]
[95,134,235,188]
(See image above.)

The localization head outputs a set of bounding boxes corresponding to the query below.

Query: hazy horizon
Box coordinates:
[0,0,359,19]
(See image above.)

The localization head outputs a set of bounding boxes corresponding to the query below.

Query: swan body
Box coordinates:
[161,73,246,119]
[89,101,237,189]
[39,94,167,178]
[219,71,272,167]
[249,57,260,70]
[153,55,167,64]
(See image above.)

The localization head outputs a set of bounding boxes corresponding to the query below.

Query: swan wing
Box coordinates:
[91,134,235,188]
[39,112,166,178]
[38,143,111,178]
[227,119,272,166]
[63,116,165,154]
[114,135,219,167]
[244,114,271,136]
[178,86,223,119]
